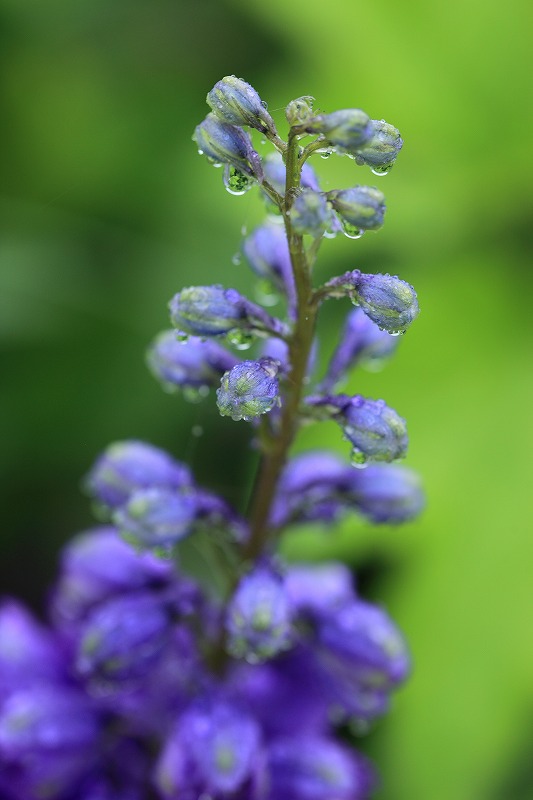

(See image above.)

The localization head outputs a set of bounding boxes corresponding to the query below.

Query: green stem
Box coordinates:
[243,132,318,561]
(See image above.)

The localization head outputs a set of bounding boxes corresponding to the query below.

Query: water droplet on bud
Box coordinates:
[254,279,279,307]
[176,331,189,343]
[223,167,254,196]
[341,221,365,240]
[371,164,393,176]
[350,449,368,468]
[226,329,254,350]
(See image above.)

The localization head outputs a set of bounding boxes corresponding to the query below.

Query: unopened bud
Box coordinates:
[207,75,277,136]
[354,120,403,173]
[327,186,386,231]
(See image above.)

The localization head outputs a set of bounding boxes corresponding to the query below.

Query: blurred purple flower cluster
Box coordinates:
[1,77,423,799]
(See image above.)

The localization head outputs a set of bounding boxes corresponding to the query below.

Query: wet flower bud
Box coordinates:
[193,113,263,181]
[290,190,333,237]
[216,357,280,421]
[263,151,320,195]
[342,396,408,464]
[147,330,238,392]
[355,272,419,334]
[76,593,171,682]
[113,487,197,548]
[169,284,287,338]
[302,108,374,151]
[350,464,425,523]
[327,271,419,334]
[84,440,192,511]
[354,119,403,173]
[327,186,386,232]
[308,395,408,464]
[226,563,293,661]
[207,75,277,136]
[285,95,315,126]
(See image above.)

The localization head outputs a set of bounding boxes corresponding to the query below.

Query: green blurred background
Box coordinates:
[1,0,532,797]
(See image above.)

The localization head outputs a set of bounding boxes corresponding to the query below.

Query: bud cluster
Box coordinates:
[1,76,423,799]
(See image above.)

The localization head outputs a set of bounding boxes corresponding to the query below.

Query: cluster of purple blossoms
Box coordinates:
[1,77,423,799]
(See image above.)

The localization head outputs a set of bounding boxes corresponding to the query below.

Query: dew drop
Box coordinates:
[231,252,242,266]
[351,449,368,468]
[223,167,254,196]
[226,329,254,350]
[176,331,189,343]
[197,149,204,155]
[341,220,365,240]
[371,164,393,177]
[191,425,204,437]
[254,279,279,307]
[320,149,333,160]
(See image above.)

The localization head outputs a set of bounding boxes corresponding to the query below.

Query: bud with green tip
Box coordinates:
[298,109,374,152]
[354,120,403,173]
[207,75,277,137]
[324,270,419,335]
[169,285,288,339]
[216,357,280,422]
[193,113,263,182]
[291,190,333,237]
[285,95,315,126]
[327,186,386,231]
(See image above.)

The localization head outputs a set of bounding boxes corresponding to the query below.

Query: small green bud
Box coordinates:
[285,96,315,126]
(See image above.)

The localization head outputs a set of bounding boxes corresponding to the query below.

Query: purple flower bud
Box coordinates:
[243,222,297,316]
[147,330,238,392]
[207,75,277,136]
[267,736,375,800]
[51,526,173,626]
[350,463,425,523]
[262,151,320,195]
[354,119,403,173]
[302,108,374,152]
[226,563,293,661]
[112,487,197,549]
[319,599,410,686]
[0,601,65,693]
[193,113,263,181]
[290,190,333,237]
[76,592,171,682]
[169,284,287,338]
[326,270,419,334]
[216,357,280,422]
[341,395,408,465]
[327,185,386,232]
[307,395,408,465]
[84,440,191,511]
[156,697,261,797]
[354,272,419,334]
[0,685,100,799]
[320,308,399,391]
